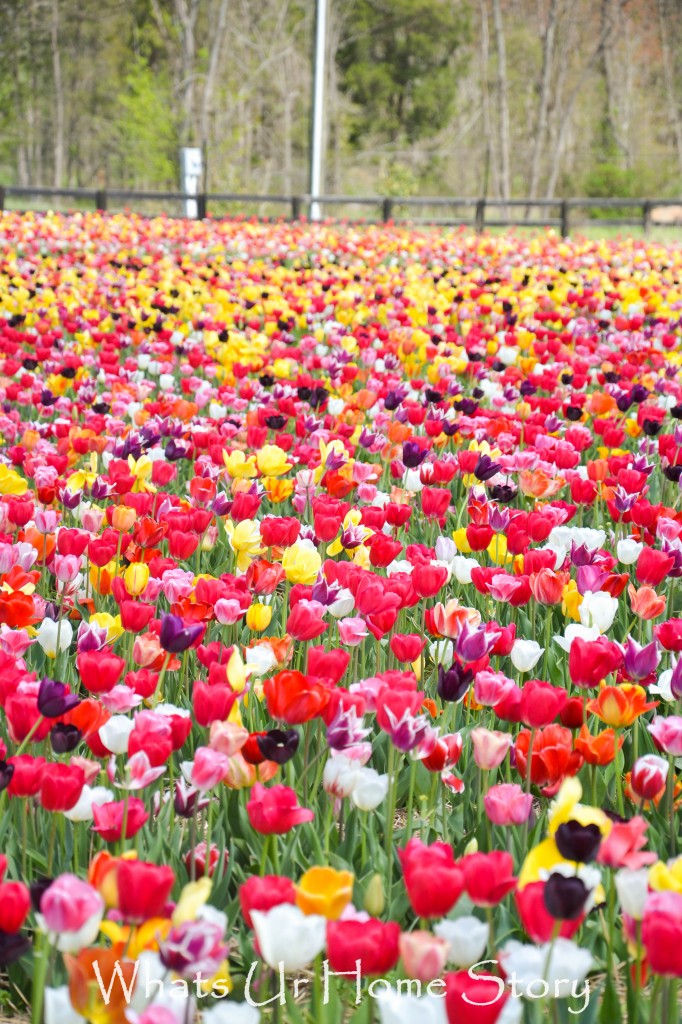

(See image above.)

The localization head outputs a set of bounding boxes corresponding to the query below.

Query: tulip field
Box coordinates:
[4,211,682,1023]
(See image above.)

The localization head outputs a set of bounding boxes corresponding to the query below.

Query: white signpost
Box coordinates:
[180,147,203,218]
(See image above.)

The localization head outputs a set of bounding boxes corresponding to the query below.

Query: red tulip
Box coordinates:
[636,546,675,586]
[77,649,126,695]
[568,636,623,688]
[239,875,296,928]
[390,633,426,663]
[116,860,175,922]
[327,918,401,976]
[40,763,85,812]
[462,851,517,906]
[399,838,464,918]
[519,679,568,728]
[92,798,148,842]
[264,670,331,724]
[0,881,30,933]
[445,970,510,1024]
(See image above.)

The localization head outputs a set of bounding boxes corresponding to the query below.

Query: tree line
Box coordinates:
[1,0,681,202]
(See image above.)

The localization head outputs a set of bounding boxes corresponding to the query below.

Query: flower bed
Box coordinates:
[0,213,681,1022]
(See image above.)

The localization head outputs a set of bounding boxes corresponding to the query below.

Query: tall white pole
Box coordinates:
[309,0,327,222]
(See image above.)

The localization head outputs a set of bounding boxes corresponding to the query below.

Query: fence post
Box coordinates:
[0,186,5,212]
[560,199,569,238]
[474,198,486,233]
[291,196,302,220]
[95,189,107,213]
[642,200,652,235]
[382,198,394,223]
[196,194,207,220]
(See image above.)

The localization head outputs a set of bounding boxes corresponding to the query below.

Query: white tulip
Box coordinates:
[553,624,600,653]
[510,639,543,673]
[350,767,389,811]
[618,538,643,565]
[328,588,355,618]
[251,904,326,973]
[35,618,72,658]
[434,915,489,968]
[64,785,114,823]
[453,556,478,585]
[45,987,85,1024]
[500,938,593,1000]
[323,756,360,799]
[376,988,448,1024]
[579,591,618,632]
[98,715,134,755]
[204,1003,261,1024]
[616,868,650,921]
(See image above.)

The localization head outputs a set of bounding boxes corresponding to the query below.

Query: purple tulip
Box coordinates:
[38,678,80,718]
[456,621,498,664]
[160,613,204,653]
[623,637,660,681]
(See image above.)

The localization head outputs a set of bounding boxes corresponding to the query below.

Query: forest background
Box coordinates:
[2,0,681,203]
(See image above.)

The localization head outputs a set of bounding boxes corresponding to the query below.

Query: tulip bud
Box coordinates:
[463,837,478,856]
[363,873,385,917]
[631,753,669,800]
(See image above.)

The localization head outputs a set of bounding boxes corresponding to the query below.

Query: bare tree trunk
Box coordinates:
[544,0,627,198]
[199,0,230,163]
[173,0,199,144]
[657,0,682,177]
[51,0,65,187]
[491,0,511,201]
[479,0,500,198]
[527,0,559,200]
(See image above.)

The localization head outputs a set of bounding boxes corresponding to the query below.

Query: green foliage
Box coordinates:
[337,0,470,145]
[115,56,177,188]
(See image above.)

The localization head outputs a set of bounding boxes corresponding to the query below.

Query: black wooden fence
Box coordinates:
[1,186,681,235]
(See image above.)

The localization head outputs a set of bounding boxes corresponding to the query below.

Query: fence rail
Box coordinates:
[1,186,681,235]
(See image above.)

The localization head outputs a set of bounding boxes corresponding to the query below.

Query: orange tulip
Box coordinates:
[518,468,565,499]
[575,724,624,766]
[295,866,354,920]
[628,583,666,620]
[66,946,136,1024]
[22,526,56,563]
[587,684,658,728]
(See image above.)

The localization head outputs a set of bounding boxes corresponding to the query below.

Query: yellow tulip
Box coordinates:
[223,450,257,479]
[172,877,212,925]
[649,856,682,893]
[256,444,291,477]
[295,866,354,920]
[225,519,264,572]
[281,540,322,584]
[246,602,272,632]
[124,562,150,597]
[0,464,27,496]
[452,528,472,554]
